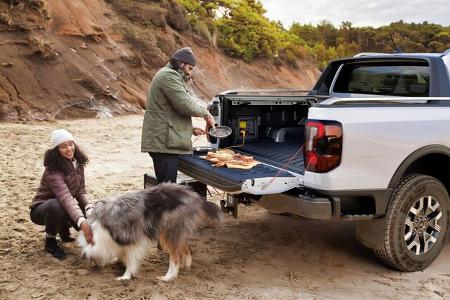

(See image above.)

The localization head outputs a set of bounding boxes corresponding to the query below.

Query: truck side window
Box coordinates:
[333,61,430,97]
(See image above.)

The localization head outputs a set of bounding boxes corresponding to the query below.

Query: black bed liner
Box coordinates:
[235,141,304,173]
[178,141,304,192]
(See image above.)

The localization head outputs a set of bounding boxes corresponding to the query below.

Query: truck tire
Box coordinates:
[375,174,449,271]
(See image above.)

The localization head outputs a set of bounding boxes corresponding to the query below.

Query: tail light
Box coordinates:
[304,120,343,173]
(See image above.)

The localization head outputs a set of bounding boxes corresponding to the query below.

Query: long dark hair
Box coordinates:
[44,143,89,174]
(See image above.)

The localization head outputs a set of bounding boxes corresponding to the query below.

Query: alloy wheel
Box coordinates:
[404,195,442,255]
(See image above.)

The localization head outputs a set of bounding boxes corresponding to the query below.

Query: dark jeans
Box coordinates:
[30,198,72,236]
[149,152,179,184]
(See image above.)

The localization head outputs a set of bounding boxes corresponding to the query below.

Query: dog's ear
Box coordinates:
[94,200,106,208]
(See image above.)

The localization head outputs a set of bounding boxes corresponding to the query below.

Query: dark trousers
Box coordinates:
[30,198,71,236]
[149,152,179,184]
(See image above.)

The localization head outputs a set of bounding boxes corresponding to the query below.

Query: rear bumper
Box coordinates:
[257,191,339,219]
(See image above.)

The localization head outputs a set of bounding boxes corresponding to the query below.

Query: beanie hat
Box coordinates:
[171,47,196,66]
[51,129,74,149]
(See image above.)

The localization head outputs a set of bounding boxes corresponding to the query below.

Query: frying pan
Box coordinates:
[208,126,232,138]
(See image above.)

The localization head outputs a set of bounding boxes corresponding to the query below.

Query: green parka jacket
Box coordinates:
[141,63,209,154]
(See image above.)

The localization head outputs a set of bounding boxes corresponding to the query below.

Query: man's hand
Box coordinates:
[204,113,215,130]
[80,221,94,245]
[193,127,206,136]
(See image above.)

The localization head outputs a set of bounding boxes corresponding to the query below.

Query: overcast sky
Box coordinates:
[259,0,450,28]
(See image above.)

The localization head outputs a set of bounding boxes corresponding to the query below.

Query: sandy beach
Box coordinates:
[1,115,449,299]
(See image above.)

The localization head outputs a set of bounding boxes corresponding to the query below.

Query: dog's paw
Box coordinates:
[116,275,132,281]
[157,275,176,282]
[185,260,192,271]
[185,258,192,270]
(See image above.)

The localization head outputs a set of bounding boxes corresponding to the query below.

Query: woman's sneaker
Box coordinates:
[45,237,65,260]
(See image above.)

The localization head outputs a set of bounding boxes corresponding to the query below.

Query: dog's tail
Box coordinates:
[202,200,223,225]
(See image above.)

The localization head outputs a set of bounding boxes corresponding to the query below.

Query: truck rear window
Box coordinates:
[333,61,430,96]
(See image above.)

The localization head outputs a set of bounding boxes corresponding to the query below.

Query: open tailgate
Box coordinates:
[178,148,304,195]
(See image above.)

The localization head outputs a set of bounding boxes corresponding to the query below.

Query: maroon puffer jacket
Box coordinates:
[31,162,90,228]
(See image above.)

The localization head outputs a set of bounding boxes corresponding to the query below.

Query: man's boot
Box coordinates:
[45,237,65,260]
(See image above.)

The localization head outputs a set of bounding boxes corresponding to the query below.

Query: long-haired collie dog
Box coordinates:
[78,183,223,281]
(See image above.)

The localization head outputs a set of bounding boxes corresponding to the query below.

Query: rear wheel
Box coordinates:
[375,174,449,271]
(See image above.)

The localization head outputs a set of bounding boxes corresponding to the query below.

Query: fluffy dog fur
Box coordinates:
[78,183,223,281]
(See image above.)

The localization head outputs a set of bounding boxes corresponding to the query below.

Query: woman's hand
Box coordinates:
[193,127,206,136]
[80,221,94,245]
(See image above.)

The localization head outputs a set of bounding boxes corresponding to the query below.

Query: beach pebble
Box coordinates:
[5,284,18,292]
[31,292,43,298]
[13,225,27,233]
[76,269,90,276]
[150,293,167,300]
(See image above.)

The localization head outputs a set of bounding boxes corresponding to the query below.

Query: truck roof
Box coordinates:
[352,49,450,59]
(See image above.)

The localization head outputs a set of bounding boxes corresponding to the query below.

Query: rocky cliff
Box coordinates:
[0,0,320,121]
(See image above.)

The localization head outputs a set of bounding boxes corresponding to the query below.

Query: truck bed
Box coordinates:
[236,141,304,173]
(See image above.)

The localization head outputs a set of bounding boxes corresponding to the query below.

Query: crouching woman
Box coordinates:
[30,129,94,260]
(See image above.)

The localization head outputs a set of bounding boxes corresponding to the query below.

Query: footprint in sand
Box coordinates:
[13,225,27,233]
[15,218,27,224]
[0,241,13,255]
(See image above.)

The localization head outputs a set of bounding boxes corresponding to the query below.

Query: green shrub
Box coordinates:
[177,1,450,68]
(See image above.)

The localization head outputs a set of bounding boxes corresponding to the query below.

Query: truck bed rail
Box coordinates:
[323,97,450,105]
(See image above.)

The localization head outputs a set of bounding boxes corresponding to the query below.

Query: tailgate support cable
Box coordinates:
[262,145,305,190]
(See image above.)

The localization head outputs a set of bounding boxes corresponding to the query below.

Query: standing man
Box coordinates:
[141,47,215,184]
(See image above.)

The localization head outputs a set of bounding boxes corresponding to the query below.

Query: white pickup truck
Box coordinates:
[176,51,450,272]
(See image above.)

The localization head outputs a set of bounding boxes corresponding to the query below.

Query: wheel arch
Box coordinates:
[356,146,450,257]
[386,145,450,213]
